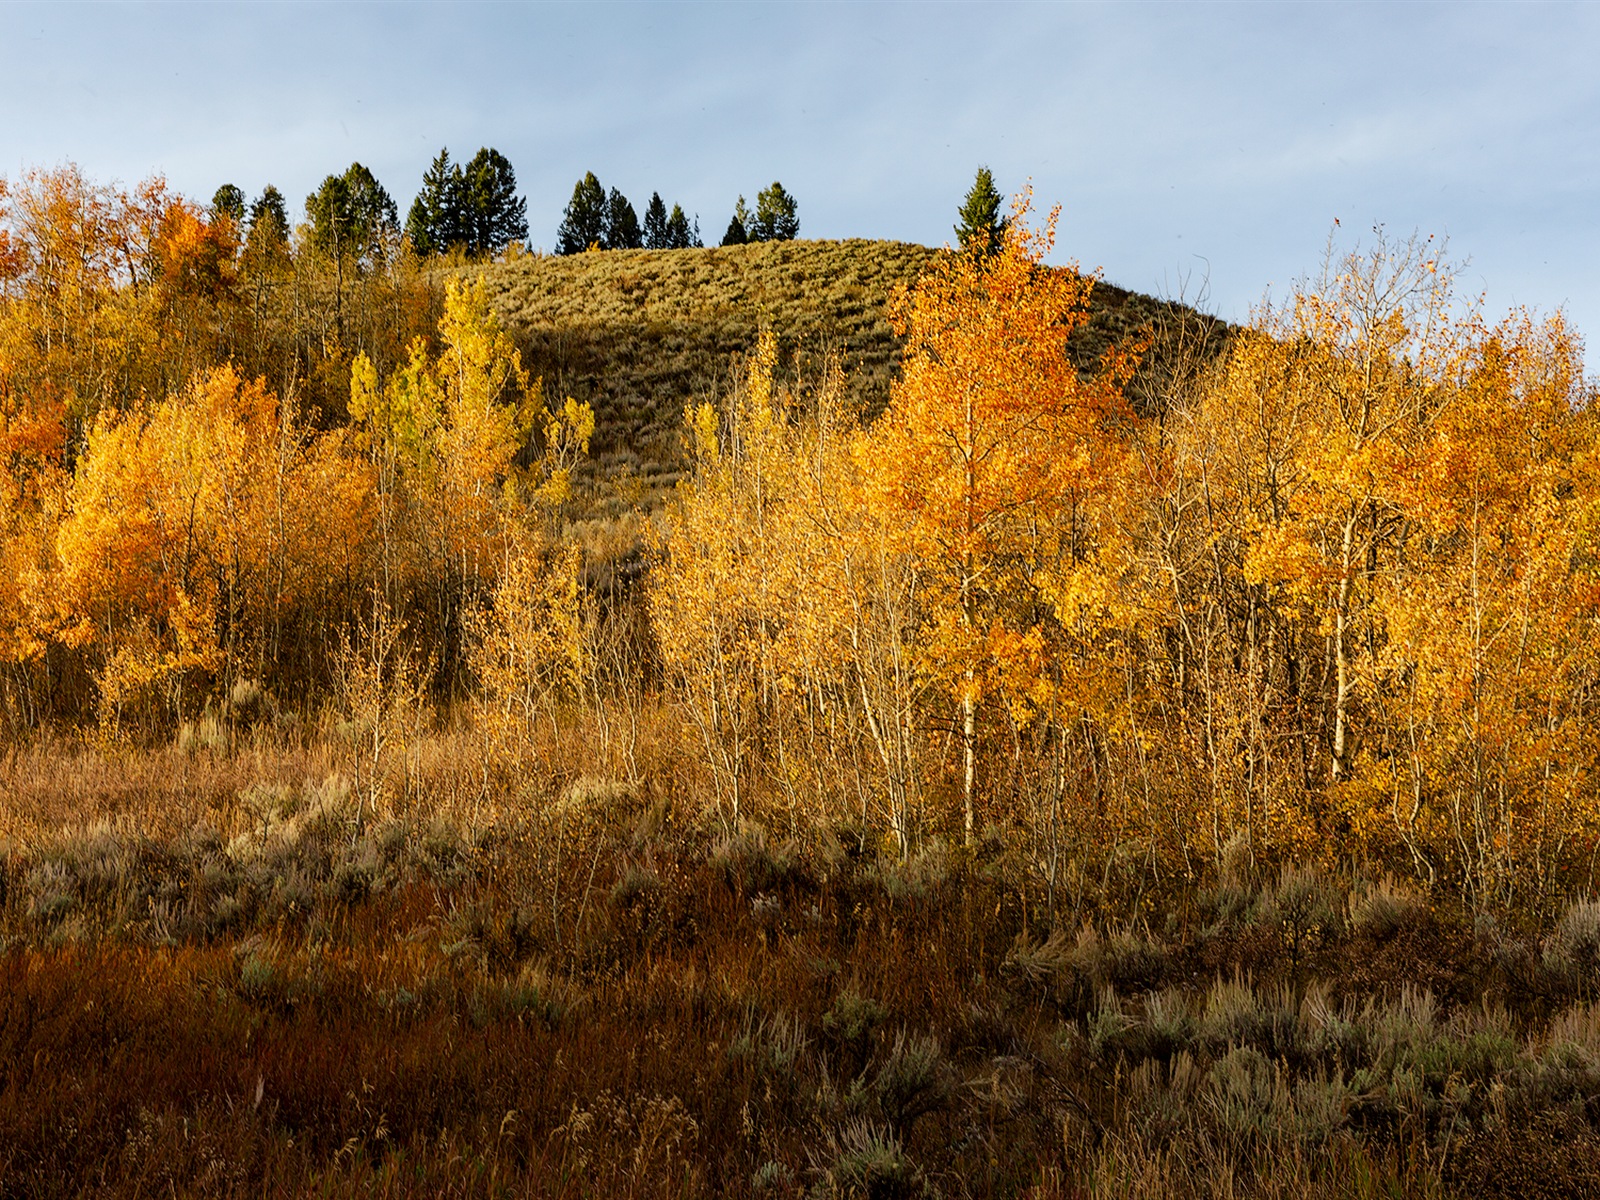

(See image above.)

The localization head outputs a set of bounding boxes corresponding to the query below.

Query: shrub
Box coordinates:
[1070,924,1170,995]
[1205,1045,1287,1147]
[728,1010,810,1080]
[1349,873,1427,941]
[1544,898,1600,991]
[814,1118,925,1200]
[822,989,888,1048]
[1253,865,1344,966]
[872,1031,952,1130]
[710,824,799,894]
[1201,974,1301,1059]
[1001,927,1073,990]
[1140,987,1198,1060]
[751,1159,796,1196]
[609,863,661,910]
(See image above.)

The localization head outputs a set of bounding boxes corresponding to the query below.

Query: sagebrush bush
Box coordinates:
[1253,864,1344,965]
[813,1118,925,1200]
[1544,897,1600,989]
[1348,872,1426,941]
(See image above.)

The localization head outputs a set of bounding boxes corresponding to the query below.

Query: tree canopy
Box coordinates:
[752,182,799,242]
[665,204,699,249]
[210,185,245,224]
[955,166,1007,255]
[605,188,642,250]
[721,196,751,246]
[305,163,398,268]
[643,192,670,250]
[556,172,607,255]
[406,147,527,258]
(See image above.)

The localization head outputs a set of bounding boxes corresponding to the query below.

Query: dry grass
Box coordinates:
[4,722,1600,1196]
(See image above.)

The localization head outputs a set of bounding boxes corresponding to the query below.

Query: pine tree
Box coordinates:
[955,166,1007,256]
[405,148,466,256]
[753,182,799,242]
[556,172,608,254]
[643,192,670,250]
[245,186,290,249]
[666,204,692,250]
[721,196,750,246]
[462,148,527,254]
[211,184,245,223]
[407,148,527,258]
[604,188,642,250]
[306,163,397,268]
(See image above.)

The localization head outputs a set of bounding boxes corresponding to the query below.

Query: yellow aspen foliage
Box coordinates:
[469,539,584,733]
[0,166,228,430]
[869,192,1141,844]
[346,276,594,728]
[651,331,797,824]
[52,368,274,726]
[1365,310,1598,903]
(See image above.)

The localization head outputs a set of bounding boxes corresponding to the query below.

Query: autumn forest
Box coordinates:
[4,163,1600,1197]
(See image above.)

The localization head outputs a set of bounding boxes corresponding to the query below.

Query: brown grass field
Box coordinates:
[4,713,1600,1199]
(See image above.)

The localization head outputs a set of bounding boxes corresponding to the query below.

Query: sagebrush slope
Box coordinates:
[477,238,1227,498]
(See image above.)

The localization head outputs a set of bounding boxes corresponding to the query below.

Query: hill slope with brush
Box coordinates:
[478,238,1228,499]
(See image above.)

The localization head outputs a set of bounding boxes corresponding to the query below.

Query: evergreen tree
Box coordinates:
[604,188,642,250]
[405,148,467,256]
[556,172,607,254]
[246,186,290,248]
[242,185,291,276]
[752,181,799,242]
[643,192,670,250]
[666,204,692,250]
[306,163,398,268]
[721,195,750,246]
[211,184,245,223]
[462,147,527,254]
[407,147,527,258]
[954,166,1007,256]
[305,173,353,259]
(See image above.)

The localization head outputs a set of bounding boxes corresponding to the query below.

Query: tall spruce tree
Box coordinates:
[405,148,466,256]
[721,195,751,246]
[604,188,642,250]
[246,186,290,248]
[463,148,527,254]
[955,166,1007,256]
[666,204,693,250]
[643,192,670,249]
[306,163,398,268]
[211,184,246,223]
[242,185,291,282]
[408,147,527,258]
[556,172,607,254]
[752,181,799,242]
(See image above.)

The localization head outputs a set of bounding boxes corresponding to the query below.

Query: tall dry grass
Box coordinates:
[3,714,1600,1196]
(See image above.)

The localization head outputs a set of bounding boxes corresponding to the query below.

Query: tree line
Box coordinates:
[554,172,799,254]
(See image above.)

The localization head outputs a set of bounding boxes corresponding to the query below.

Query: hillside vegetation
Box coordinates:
[480,238,1225,499]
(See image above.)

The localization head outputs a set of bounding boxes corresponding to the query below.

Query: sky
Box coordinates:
[5,0,1598,347]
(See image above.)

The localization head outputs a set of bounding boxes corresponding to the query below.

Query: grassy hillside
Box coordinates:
[478,238,1228,502]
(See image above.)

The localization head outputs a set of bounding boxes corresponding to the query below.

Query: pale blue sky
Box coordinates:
[5,1,1597,346]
